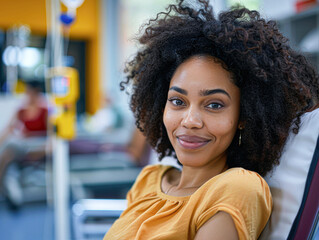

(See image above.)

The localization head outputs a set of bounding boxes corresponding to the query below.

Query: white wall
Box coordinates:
[0,95,23,132]
[260,0,296,20]
[210,0,227,14]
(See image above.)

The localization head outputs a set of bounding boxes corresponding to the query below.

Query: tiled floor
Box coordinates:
[0,199,55,240]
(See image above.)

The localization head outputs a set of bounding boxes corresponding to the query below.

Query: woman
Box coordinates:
[104,0,319,239]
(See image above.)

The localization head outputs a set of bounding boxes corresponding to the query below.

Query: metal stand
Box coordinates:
[48,0,71,239]
[52,137,70,240]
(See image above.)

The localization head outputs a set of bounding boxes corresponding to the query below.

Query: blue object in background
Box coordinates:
[60,13,75,26]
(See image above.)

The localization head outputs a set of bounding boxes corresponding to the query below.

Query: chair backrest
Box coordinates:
[72,199,127,240]
[259,108,319,240]
[288,138,319,240]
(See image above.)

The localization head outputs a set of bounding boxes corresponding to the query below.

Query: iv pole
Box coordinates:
[48,0,70,239]
[46,0,83,238]
[47,0,83,239]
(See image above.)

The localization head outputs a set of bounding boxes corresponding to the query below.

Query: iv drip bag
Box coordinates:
[60,0,84,9]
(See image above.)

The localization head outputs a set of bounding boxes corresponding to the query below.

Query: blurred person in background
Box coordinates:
[71,95,152,167]
[79,96,124,134]
[70,125,151,167]
[0,80,48,206]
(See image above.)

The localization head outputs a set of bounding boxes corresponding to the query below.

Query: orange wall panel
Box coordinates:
[0,0,47,34]
[0,0,101,113]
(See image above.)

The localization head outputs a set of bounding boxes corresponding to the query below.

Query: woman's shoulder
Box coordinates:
[217,167,269,189]
[131,165,172,190]
[138,164,172,178]
[194,168,272,239]
[196,167,272,207]
[127,164,173,203]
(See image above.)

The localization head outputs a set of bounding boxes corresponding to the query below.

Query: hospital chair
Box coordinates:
[2,127,141,209]
[69,127,150,200]
[2,148,48,209]
[73,108,319,240]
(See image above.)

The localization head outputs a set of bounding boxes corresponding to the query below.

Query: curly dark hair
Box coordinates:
[120,0,319,176]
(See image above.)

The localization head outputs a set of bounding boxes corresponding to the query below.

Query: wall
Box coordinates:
[0,0,101,114]
[0,95,22,132]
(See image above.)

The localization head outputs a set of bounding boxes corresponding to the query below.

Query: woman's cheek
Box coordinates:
[163,108,177,129]
[209,118,237,136]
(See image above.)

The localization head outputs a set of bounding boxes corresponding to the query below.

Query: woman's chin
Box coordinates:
[176,155,208,168]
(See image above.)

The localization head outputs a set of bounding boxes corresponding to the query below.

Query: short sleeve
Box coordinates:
[195,168,272,240]
[126,164,161,205]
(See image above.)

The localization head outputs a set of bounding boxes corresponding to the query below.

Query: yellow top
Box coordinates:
[104,165,272,240]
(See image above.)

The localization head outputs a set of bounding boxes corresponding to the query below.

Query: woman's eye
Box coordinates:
[169,98,185,106]
[207,102,223,109]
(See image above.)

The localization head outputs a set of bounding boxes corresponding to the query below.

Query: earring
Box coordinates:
[239,129,242,146]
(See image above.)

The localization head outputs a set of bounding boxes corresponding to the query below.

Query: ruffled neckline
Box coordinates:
[156,165,191,201]
[156,165,237,201]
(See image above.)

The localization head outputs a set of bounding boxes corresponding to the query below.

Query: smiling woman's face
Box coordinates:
[163,56,241,168]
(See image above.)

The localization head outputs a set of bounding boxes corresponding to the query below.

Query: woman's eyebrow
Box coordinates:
[200,89,231,99]
[169,87,231,99]
[169,86,187,95]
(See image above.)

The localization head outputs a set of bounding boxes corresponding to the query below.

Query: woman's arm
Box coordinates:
[194,211,239,240]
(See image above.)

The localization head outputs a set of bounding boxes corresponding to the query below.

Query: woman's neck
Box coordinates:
[177,161,228,190]
[163,158,228,196]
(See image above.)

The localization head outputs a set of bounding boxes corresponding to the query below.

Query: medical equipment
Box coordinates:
[48,66,79,139]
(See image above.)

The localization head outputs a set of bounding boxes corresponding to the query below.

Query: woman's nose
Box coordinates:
[181,107,203,129]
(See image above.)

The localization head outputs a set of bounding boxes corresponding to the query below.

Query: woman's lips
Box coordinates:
[177,135,211,149]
